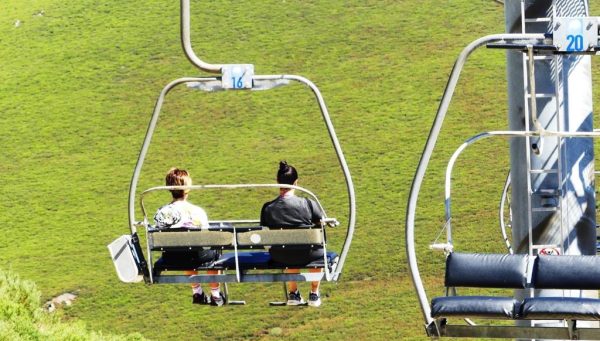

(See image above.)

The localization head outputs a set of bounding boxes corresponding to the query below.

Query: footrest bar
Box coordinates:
[153,272,324,284]
[440,324,600,340]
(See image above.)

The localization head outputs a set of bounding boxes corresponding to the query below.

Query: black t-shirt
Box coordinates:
[260,194,325,265]
[260,194,323,228]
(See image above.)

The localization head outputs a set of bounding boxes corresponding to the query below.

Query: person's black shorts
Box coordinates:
[161,249,219,265]
[269,246,324,267]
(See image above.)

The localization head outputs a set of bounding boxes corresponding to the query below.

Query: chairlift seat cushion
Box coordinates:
[212,251,338,270]
[521,297,600,320]
[445,253,529,288]
[533,255,600,289]
[431,296,519,319]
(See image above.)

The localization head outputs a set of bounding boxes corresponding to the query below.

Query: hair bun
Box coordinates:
[279,161,289,171]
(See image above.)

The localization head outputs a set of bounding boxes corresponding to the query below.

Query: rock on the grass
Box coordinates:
[44,292,78,312]
[53,292,77,306]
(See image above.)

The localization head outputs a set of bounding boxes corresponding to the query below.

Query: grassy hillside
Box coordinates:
[0,268,144,340]
[1,0,599,340]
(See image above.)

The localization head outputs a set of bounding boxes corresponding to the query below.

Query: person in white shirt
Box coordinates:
[154,168,225,306]
[154,200,208,229]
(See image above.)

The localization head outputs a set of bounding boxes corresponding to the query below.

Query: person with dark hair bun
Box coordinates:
[260,161,324,307]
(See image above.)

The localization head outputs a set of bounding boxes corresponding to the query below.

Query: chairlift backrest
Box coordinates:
[237,228,323,247]
[445,253,529,289]
[149,230,234,250]
[533,255,600,290]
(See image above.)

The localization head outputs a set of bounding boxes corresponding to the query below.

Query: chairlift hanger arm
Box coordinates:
[180,0,222,73]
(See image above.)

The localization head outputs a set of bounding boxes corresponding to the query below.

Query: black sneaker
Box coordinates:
[308,292,321,307]
[192,292,209,305]
[286,290,305,305]
[210,292,227,307]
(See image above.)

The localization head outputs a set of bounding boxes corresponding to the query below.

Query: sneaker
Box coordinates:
[286,290,305,306]
[308,292,321,307]
[210,292,226,307]
[192,292,209,305]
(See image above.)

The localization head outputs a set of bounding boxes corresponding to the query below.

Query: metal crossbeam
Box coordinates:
[153,272,325,284]
[436,324,600,340]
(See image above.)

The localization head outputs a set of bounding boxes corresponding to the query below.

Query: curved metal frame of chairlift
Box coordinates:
[499,172,513,254]
[127,0,355,283]
[405,32,600,337]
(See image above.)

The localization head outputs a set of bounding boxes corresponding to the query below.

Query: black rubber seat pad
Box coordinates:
[431,296,519,319]
[521,297,600,320]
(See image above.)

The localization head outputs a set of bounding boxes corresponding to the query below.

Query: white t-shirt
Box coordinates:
[153,200,209,229]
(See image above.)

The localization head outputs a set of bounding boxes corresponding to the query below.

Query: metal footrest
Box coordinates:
[532,189,561,196]
[532,207,558,212]
[486,43,557,51]
[524,17,552,23]
[525,55,554,61]
[526,93,555,98]
[268,301,307,307]
[532,244,562,250]
[530,169,558,174]
[228,300,246,305]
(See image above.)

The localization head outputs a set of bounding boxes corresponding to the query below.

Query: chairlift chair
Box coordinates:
[406,13,600,340]
[108,0,356,304]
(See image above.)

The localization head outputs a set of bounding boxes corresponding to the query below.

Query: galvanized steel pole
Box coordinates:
[505,0,597,332]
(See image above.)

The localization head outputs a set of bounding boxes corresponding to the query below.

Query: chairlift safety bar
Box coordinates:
[139,183,328,225]
[443,129,600,249]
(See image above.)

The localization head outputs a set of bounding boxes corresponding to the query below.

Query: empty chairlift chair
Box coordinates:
[405,10,600,340]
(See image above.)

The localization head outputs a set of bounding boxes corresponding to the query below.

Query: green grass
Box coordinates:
[1,0,600,340]
[0,268,145,340]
